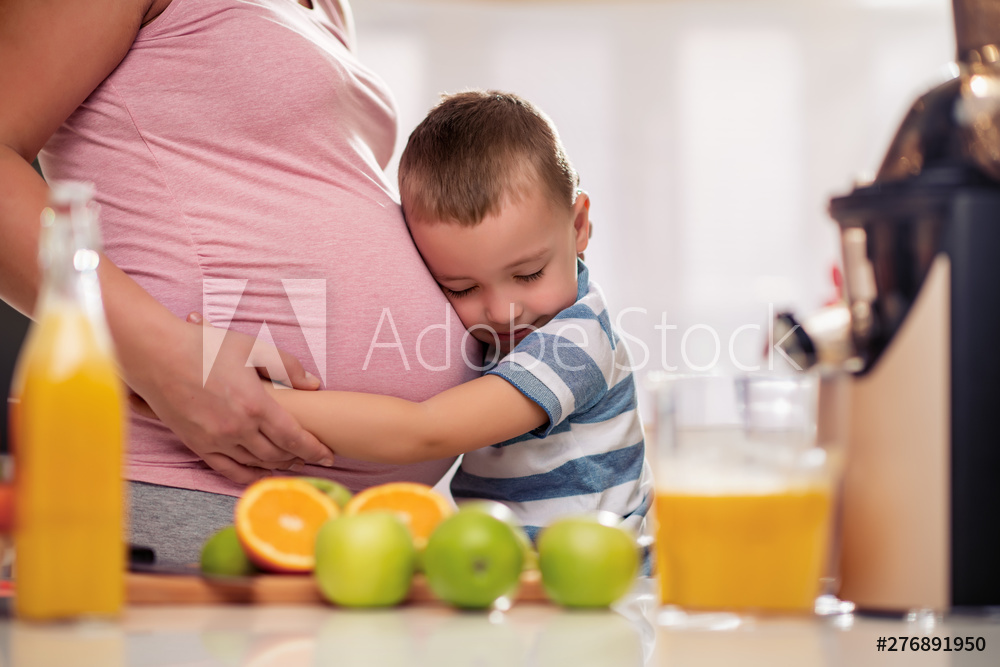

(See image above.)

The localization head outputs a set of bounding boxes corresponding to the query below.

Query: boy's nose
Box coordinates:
[485,299,522,327]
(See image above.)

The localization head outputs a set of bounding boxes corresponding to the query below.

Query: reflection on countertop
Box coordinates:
[1,580,999,667]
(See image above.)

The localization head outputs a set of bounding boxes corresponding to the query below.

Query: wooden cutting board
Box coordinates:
[126,569,546,606]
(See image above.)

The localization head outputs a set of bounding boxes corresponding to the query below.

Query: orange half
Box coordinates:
[344,482,454,548]
[235,477,339,573]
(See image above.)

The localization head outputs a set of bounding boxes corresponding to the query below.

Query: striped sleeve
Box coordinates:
[487,301,615,438]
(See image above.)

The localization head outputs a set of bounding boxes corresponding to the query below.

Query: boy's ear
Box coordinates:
[572,191,591,254]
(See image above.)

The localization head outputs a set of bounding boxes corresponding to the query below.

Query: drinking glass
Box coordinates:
[647,371,847,627]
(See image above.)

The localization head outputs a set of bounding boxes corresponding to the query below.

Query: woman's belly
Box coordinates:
[120,185,479,494]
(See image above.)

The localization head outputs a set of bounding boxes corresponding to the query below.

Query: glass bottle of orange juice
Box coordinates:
[10,181,126,620]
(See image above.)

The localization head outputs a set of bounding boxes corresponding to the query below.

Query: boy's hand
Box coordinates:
[256,370,336,467]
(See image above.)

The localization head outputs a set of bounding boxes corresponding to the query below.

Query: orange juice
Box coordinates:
[11,304,126,620]
[10,182,126,620]
[655,485,833,611]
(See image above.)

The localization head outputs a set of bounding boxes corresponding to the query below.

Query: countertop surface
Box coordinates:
[1,580,998,667]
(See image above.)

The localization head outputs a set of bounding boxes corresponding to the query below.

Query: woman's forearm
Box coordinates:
[0,147,49,315]
[96,259,192,393]
[0,145,180,393]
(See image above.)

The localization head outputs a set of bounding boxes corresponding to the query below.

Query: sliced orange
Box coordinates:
[235,477,339,573]
[343,482,454,548]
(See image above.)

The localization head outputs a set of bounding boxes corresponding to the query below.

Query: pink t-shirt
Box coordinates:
[38,0,479,495]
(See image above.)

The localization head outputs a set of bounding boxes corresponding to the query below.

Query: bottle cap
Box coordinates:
[48,181,95,206]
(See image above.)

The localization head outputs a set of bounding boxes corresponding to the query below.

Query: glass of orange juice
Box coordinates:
[648,372,847,625]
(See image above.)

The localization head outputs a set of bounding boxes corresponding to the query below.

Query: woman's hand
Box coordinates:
[126,312,333,485]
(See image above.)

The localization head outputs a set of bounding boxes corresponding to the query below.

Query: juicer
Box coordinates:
[776,0,1000,612]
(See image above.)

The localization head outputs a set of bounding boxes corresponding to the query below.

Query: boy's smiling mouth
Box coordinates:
[474,323,538,349]
[501,328,533,342]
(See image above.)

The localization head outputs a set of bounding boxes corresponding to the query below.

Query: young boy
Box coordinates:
[271,90,652,540]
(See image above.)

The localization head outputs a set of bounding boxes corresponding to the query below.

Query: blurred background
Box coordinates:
[0,0,956,449]
[352,0,954,372]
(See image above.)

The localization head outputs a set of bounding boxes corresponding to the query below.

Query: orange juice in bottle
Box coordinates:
[10,181,126,620]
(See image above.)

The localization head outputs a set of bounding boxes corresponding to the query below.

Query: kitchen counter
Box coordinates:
[1,580,998,666]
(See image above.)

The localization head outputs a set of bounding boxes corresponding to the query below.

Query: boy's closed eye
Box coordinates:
[515,268,545,283]
[442,284,477,298]
[439,268,546,299]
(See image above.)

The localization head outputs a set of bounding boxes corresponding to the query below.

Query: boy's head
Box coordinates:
[398,90,591,354]
[398,90,578,225]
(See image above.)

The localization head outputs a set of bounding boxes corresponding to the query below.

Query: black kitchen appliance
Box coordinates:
[778,0,1000,611]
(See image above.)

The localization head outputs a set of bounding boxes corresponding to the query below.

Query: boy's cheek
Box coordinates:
[446,300,478,331]
[540,277,578,315]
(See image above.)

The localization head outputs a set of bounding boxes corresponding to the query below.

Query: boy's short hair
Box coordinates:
[398,90,579,226]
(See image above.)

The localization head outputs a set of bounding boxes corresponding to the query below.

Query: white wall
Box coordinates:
[352,0,954,376]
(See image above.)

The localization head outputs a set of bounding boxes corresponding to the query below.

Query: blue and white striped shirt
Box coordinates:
[451,262,654,542]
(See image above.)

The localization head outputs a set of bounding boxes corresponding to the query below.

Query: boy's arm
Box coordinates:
[267,376,548,465]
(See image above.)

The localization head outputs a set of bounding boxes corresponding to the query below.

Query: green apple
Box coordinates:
[200,525,257,577]
[537,514,639,608]
[314,513,416,607]
[423,510,524,609]
[300,477,353,509]
[455,499,537,570]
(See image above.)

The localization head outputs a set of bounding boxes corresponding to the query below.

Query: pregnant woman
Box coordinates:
[0,0,477,563]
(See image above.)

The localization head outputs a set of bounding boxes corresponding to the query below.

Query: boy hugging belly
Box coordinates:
[270,90,653,551]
